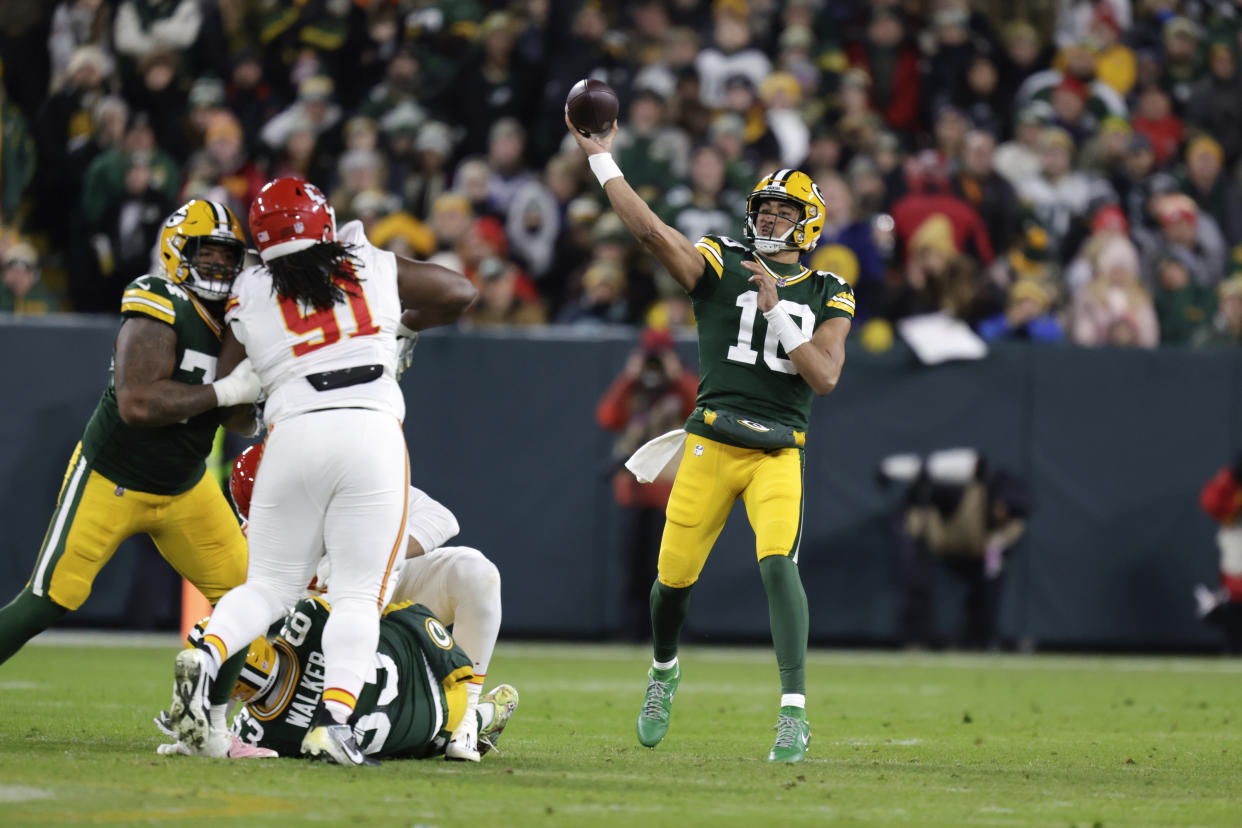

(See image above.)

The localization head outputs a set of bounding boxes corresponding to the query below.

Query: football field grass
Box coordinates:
[1,638,1240,827]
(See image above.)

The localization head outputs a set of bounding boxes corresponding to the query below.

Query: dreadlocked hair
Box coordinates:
[267,241,363,312]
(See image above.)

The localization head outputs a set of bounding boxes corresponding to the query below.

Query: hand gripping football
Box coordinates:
[566,79,619,137]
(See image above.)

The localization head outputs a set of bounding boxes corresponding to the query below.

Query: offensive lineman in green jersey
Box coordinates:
[568,114,853,763]
[158,598,519,762]
[0,201,263,753]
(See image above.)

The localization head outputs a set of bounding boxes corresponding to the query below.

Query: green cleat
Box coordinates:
[636,664,680,748]
[477,683,520,758]
[767,706,811,763]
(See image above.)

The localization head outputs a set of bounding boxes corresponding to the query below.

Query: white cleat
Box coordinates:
[168,649,212,753]
[300,711,379,766]
[445,713,481,762]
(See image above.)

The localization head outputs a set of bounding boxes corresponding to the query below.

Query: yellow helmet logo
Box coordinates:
[156,200,246,300]
[744,170,827,254]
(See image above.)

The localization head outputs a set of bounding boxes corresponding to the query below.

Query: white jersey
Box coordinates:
[225,221,405,424]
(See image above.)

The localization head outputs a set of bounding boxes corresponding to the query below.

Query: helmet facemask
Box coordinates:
[182,236,245,300]
[745,195,807,254]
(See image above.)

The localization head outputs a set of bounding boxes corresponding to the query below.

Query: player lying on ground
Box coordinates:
[157,597,518,761]
[567,113,853,763]
[229,443,503,761]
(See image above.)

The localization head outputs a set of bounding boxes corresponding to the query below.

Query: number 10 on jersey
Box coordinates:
[726,292,815,375]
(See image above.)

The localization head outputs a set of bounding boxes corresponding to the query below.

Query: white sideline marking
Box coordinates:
[0,785,54,802]
[0,681,40,690]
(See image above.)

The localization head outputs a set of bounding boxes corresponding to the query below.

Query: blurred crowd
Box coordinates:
[2,0,1242,348]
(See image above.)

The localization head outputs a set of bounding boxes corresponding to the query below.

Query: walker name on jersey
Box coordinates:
[285,649,327,729]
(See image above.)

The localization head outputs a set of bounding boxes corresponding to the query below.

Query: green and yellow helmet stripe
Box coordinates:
[743,170,827,253]
[156,200,246,300]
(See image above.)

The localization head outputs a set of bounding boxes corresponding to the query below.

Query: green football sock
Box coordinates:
[649,580,693,664]
[759,555,808,696]
[0,589,68,665]
[210,648,247,706]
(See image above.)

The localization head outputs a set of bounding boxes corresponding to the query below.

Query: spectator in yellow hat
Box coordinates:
[977,278,1064,342]
[0,241,58,315]
[1182,135,1242,245]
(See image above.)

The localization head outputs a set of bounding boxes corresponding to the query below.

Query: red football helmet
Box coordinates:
[249,177,336,262]
[229,443,265,521]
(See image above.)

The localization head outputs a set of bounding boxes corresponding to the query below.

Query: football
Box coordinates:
[566,79,619,137]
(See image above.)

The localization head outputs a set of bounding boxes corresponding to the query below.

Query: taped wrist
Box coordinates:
[213,375,245,407]
[763,305,809,353]
[588,152,623,187]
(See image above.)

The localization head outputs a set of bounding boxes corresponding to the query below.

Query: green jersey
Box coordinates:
[232,598,474,760]
[79,275,227,495]
[685,235,855,445]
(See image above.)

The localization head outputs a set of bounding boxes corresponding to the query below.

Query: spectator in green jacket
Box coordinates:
[80,111,179,227]
[1154,252,1215,345]
[0,84,36,226]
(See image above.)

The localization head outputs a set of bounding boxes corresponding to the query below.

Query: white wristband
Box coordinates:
[764,305,809,354]
[588,152,623,187]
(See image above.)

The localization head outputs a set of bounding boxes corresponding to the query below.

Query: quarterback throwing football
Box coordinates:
[567,113,854,763]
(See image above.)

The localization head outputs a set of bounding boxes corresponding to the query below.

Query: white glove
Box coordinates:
[157,739,197,756]
[213,358,262,407]
[157,735,277,758]
[396,324,419,380]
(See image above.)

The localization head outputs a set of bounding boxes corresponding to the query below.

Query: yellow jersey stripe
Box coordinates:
[828,293,856,308]
[697,237,724,262]
[121,288,174,313]
[826,300,855,317]
[695,241,724,278]
[121,298,176,325]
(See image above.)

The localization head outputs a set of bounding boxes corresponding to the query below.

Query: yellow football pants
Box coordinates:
[28,443,248,610]
[658,434,805,588]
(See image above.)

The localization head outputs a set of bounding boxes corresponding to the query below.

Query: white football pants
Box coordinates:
[206,408,408,714]
[391,546,502,680]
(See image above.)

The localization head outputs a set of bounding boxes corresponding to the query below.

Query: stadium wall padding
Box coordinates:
[0,316,1236,649]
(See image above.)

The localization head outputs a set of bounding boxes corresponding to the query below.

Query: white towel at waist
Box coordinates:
[624,429,687,483]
